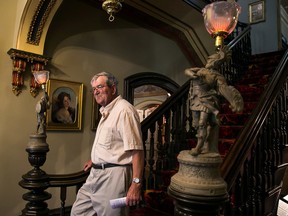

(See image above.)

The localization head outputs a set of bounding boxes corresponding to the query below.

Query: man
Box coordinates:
[71,72,144,216]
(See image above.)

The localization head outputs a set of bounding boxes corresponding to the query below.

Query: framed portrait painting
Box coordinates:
[46,79,84,131]
[249,1,265,24]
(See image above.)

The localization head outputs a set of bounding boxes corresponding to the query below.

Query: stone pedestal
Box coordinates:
[168,150,228,216]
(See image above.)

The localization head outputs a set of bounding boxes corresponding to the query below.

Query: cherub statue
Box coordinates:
[36,92,50,135]
[185,46,243,156]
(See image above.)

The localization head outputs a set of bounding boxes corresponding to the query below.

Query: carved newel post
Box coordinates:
[19,71,51,215]
[168,45,244,216]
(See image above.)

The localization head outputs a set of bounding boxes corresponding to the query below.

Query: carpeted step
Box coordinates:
[218,139,236,157]
[219,125,243,139]
[239,92,262,102]
[236,74,271,86]
[221,101,258,114]
[235,84,265,94]
[220,113,250,126]
[217,50,285,159]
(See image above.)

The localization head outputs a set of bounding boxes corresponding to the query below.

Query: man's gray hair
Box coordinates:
[90,72,119,93]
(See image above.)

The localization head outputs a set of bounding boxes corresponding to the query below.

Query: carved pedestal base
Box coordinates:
[168,150,228,216]
[19,133,51,216]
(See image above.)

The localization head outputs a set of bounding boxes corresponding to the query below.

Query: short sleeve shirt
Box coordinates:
[91,95,143,165]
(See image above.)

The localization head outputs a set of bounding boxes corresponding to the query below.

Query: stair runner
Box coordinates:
[218,50,285,158]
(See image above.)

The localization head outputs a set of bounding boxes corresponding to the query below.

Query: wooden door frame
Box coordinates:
[123,72,180,104]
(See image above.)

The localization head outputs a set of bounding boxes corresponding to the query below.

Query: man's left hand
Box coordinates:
[126,183,142,206]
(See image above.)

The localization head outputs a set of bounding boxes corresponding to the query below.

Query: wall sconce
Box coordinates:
[101,0,124,22]
[7,48,50,96]
[33,70,50,135]
[11,58,27,96]
[202,1,241,48]
[30,62,45,97]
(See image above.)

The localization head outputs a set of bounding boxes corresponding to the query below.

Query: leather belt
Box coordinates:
[92,163,131,170]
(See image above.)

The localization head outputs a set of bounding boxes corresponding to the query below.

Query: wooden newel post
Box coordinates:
[19,70,51,215]
[19,133,51,215]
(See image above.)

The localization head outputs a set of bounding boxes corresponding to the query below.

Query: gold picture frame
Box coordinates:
[46,79,84,131]
[91,94,101,130]
[249,1,265,24]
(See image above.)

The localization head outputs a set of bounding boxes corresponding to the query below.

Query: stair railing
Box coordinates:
[221,50,288,215]
[221,22,252,84]
[48,170,90,215]
[140,80,193,190]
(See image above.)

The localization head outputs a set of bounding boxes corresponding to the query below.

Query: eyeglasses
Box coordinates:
[91,84,106,93]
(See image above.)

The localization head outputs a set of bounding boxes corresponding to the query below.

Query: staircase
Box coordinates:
[138,49,288,216]
[221,49,288,215]
[217,50,286,158]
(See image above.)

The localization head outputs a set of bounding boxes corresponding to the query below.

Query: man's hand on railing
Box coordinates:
[83,160,92,171]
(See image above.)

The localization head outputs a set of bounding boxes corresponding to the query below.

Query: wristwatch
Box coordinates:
[132,177,141,184]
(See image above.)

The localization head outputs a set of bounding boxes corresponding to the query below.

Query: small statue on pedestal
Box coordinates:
[36,92,50,135]
[185,46,244,156]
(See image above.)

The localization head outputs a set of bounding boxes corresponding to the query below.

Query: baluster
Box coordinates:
[147,124,155,189]
[280,112,287,153]
[223,193,233,216]
[271,107,277,173]
[170,106,177,166]
[164,111,172,169]
[241,161,249,215]
[248,146,257,216]
[263,119,271,191]
[284,81,288,146]
[173,103,181,154]
[280,87,287,160]
[233,173,243,215]
[274,97,282,166]
[267,108,274,189]
[260,125,269,216]
[161,116,169,170]
[255,133,263,215]
[60,187,66,216]
[156,117,164,169]
[155,117,164,188]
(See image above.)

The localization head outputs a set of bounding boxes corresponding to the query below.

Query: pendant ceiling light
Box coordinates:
[101,0,124,22]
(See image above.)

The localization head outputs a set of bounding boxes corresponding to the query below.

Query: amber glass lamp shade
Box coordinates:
[203,1,241,47]
[33,70,50,86]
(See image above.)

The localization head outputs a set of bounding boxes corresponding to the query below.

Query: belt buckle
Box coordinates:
[101,164,105,169]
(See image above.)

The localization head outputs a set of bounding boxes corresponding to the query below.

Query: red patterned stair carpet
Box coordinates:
[218,50,285,158]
